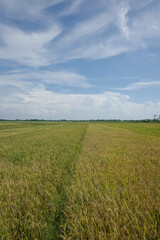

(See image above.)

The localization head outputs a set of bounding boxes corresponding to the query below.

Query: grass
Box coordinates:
[105,122,160,137]
[0,121,160,239]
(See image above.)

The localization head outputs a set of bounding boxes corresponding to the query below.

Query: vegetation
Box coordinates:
[0,121,159,239]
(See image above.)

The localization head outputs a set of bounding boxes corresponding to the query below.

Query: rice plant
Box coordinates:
[0,121,159,239]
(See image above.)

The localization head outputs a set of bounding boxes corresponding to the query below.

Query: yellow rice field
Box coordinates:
[0,121,159,239]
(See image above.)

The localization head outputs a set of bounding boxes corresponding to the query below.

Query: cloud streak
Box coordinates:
[59,0,84,16]
[117,1,130,38]
[0,0,65,20]
[0,23,63,66]
[116,80,160,90]
[0,69,92,88]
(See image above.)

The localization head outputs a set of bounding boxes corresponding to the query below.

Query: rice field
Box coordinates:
[0,121,160,239]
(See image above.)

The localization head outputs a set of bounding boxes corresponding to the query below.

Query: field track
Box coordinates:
[0,121,160,239]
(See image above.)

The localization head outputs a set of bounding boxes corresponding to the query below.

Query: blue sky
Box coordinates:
[0,0,160,120]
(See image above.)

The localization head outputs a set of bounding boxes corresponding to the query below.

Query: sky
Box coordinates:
[0,0,160,120]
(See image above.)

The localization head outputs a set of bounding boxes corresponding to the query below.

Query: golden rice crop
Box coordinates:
[0,121,159,239]
[0,122,87,239]
[63,123,160,239]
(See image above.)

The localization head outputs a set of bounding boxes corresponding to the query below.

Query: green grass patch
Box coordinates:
[104,122,160,137]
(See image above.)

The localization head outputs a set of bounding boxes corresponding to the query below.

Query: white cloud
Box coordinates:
[130,7,160,42]
[0,24,62,66]
[43,71,93,87]
[128,0,157,11]
[117,1,130,38]
[1,84,160,120]
[0,0,65,20]
[116,80,160,90]
[59,0,84,16]
[58,11,115,46]
[64,35,132,61]
[0,69,92,88]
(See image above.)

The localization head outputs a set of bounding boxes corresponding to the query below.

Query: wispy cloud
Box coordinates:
[0,23,62,66]
[0,0,65,20]
[116,80,160,90]
[117,1,130,38]
[43,71,93,87]
[0,69,93,88]
[52,5,127,61]
[50,0,160,62]
[0,0,160,65]
[129,0,157,11]
[59,0,84,16]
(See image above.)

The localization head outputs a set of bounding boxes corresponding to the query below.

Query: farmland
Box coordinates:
[0,121,160,239]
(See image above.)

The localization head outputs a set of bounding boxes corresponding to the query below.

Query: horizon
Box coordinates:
[0,117,159,121]
[0,0,160,120]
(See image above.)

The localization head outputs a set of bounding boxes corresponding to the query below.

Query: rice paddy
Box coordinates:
[0,121,160,239]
